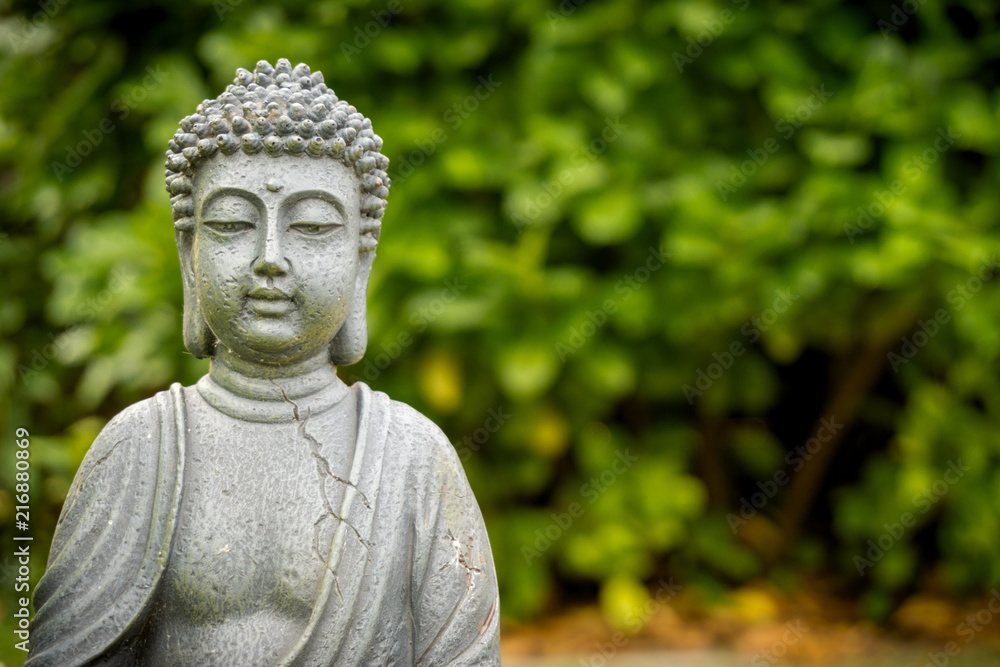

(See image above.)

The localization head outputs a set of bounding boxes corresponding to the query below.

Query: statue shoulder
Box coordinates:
[80,394,163,467]
[380,394,460,466]
[63,389,176,513]
[351,382,466,481]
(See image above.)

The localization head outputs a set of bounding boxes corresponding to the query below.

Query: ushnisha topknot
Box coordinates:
[164,58,390,252]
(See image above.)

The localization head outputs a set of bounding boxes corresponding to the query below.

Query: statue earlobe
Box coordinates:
[176,231,216,359]
[330,250,373,366]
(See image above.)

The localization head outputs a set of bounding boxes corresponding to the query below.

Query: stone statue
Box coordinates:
[26,59,500,666]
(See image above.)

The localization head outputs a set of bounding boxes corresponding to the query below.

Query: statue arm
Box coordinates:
[403,409,501,666]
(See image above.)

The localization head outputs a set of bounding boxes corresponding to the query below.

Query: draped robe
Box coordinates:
[25,381,500,666]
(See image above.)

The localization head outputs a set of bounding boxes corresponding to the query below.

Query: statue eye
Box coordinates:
[205,220,253,234]
[290,222,337,237]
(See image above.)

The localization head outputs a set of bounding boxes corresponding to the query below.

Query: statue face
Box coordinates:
[189,153,362,366]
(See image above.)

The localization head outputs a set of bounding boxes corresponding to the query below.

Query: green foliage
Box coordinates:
[1,0,999,661]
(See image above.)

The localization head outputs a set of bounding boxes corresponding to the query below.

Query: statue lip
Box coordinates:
[246,286,295,316]
[247,286,292,301]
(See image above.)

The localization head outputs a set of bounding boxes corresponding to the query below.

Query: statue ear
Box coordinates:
[176,230,216,359]
[330,250,373,366]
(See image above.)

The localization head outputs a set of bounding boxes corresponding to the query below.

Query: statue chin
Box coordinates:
[210,320,333,368]
[25,58,501,667]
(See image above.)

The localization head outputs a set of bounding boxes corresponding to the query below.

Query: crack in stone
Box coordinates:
[268,379,374,561]
[300,418,375,557]
[441,530,482,591]
[322,468,372,510]
[269,378,302,422]
[313,515,329,565]
[270,378,372,509]
[416,530,479,666]
[332,574,343,602]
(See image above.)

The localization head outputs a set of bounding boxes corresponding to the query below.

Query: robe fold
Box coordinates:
[26,381,500,666]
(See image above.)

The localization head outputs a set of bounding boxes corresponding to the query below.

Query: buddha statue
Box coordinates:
[26,59,500,666]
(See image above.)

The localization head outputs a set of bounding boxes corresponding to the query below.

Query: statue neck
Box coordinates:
[197,348,350,423]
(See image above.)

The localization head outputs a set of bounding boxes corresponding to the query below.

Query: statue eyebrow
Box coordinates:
[201,187,265,217]
[281,190,348,219]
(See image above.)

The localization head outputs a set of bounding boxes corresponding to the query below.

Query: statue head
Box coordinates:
[165,59,390,367]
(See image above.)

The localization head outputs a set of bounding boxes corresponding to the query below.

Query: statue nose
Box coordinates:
[253,226,290,277]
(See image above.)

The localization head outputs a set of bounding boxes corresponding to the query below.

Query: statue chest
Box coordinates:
[160,417,354,623]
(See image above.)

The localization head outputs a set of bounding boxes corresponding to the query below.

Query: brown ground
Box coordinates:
[501,579,1000,664]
